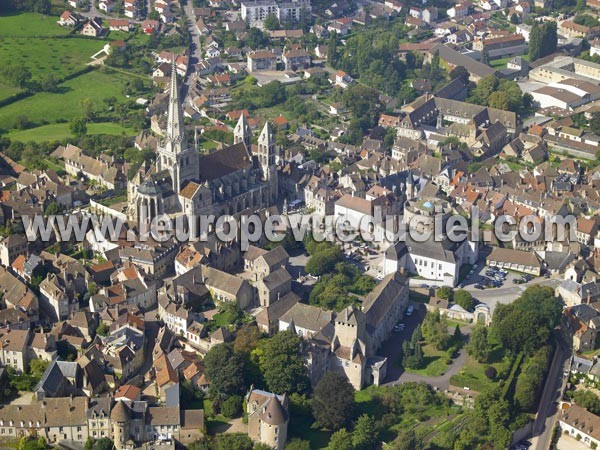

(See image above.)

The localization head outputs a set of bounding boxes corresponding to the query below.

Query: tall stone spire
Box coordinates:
[234,113,252,151]
[166,58,185,143]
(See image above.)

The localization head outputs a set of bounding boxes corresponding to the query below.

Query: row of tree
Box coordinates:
[528,22,557,62]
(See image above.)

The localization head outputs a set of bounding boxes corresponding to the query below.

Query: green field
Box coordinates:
[404,344,452,377]
[0,83,21,103]
[0,69,144,130]
[6,122,136,142]
[0,37,104,80]
[0,13,71,37]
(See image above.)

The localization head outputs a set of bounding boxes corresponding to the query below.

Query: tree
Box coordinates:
[86,438,113,450]
[573,390,600,415]
[327,31,338,65]
[352,414,378,450]
[221,395,242,418]
[44,201,61,216]
[453,290,475,311]
[29,359,48,379]
[260,330,309,394]
[285,440,311,450]
[481,47,489,65]
[327,429,353,450]
[449,65,469,83]
[70,118,88,137]
[593,112,600,140]
[492,285,562,355]
[390,429,420,450]
[529,24,542,61]
[421,312,451,351]
[40,74,59,92]
[436,286,452,300]
[305,246,344,276]
[13,115,30,130]
[234,323,263,354]
[264,13,279,30]
[0,63,31,89]
[485,366,497,379]
[467,324,491,363]
[312,373,355,430]
[204,343,246,401]
[80,98,95,120]
[488,91,509,111]
[214,433,253,450]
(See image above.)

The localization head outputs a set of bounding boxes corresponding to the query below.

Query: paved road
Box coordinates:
[530,331,571,450]
[380,303,473,390]
[181,0,202,106]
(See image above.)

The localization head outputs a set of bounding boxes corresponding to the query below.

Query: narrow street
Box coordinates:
[181,0,202,106]
[530,332,571,450]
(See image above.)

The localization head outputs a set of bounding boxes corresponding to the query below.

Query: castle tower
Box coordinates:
[258,396,289,450]
[334,306,366,348]
[156,59,200,193]
[111,400,130,450]
[258,122,278,202]
[234,113,252,152]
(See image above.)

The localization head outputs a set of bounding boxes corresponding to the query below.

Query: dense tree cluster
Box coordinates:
[467,324,492,363]
[308,259,376,312]
[402,326,424,369]
[232,80,287,110]
[0,0,50,13]
[514,345,553,412]
[469,75,533,114]
[259,330,310,395]
[529,22,557,61]
[573,390,600,415]
[422,312,452,351]
[312,373,355,430]
[334,29,407,96]
[491,285,562,355]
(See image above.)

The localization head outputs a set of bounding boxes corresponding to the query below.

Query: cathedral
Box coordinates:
[129,62,278,225]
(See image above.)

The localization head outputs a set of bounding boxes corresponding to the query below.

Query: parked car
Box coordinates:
[474,284,485,289]
[405,305,414,316]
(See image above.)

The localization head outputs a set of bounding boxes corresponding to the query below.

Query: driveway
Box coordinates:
[380,303,473,390]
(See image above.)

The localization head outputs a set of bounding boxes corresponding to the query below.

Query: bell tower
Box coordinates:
[234,113,252,152]
[156,59,199,193]
[258,121,278,202]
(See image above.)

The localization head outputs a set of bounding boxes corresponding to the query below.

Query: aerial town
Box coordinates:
[3,0,600,448]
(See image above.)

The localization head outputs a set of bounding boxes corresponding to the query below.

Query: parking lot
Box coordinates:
[460,262,560,313]
[459,263,542,291]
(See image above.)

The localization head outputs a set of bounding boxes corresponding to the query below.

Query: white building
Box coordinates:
[241,0,311,28]
[383,234,478,286]
[560,404,600,448]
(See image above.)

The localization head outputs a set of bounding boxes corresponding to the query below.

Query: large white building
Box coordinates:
[241,0,311,28]
[383,234,478,286]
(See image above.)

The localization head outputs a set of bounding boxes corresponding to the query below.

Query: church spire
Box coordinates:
[166,58,185,143]
[234,112,252,153]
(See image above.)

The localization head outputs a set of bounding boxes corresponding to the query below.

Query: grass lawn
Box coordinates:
[0,69,145,130]
[404,344,451,377]
[0,83,22,103]
[288,412,332,449]
[0,13,71,37]
[0,37,104,81]
[450,350,512,393]
[6,122,135,142]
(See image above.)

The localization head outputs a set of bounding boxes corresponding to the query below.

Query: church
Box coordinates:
[128,62,278,225]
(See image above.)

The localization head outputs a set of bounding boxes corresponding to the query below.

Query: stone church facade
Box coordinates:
[129,62,278,225]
